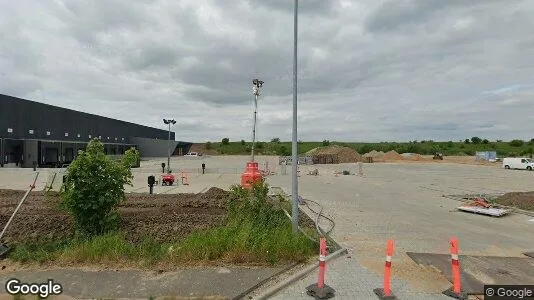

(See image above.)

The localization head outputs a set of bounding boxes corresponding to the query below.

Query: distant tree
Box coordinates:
[471,137,482,144]
[420,140,426,144]
[205,141,212,149]
[241,139,246,146]
[509,139,524,147]
[322,140,330,146]
[496,139,503,142]
[407,143,422,154]
[271,138,280,143]
[446,141,454,148]
[359,144,373,154]
[464,139,471,144]
[482,139,489,144]
[221,137,230,145]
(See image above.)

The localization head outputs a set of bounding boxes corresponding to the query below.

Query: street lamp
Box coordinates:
[251,78,264,162]
[291,0,299,234]
[163,118,176,173]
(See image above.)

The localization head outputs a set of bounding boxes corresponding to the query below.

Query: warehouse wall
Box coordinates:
[0,94,174,142]
[130,137,179,157]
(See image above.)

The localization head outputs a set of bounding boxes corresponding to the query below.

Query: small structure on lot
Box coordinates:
[475,151,497,161]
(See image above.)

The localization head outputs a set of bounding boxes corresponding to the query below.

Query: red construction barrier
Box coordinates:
[318,237,327,288]
[442,237,467,299]
[373,239,396,299]
[306,237,335,299]
[384,239,394,295]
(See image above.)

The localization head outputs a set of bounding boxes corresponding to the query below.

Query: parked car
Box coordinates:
[502,157,534,170]
[184,152,201,157]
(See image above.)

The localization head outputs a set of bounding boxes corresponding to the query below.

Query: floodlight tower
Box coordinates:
[163,118,176,173]
[240,79,264,189]
[251,78,264,162]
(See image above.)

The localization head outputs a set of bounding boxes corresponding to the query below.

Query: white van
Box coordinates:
[502,157,534,170]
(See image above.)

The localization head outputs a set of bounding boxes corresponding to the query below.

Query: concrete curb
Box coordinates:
[251,247,348,300]
[231,262,298,300]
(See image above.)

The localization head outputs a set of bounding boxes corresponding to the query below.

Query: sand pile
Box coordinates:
[382,150,404,161]
[363,150,385,159]
[409,153,424,161]
[308,145,362,163]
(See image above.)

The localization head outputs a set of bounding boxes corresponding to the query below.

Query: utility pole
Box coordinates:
[291,0,299,234]
[163,118,176,173]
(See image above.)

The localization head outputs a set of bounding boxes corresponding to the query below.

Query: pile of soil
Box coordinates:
[0,188,232,245]
[188,143,218,155]
[382,150,404,161]
[363,150,384,158]
[494,191,534,211]
[307,145,362,163]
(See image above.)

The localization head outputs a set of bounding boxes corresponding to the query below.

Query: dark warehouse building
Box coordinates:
[0,94,192,168]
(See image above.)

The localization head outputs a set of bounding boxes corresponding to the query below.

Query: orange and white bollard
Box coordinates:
[442,237,467,299]
[373,239,397,299]
[306,237,335,299]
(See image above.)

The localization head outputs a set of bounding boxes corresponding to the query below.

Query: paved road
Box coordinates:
[259,162,534,299]
[0,266,285,299]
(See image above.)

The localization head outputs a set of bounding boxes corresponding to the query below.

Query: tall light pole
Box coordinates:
[291,0,299,234]
[251,78,264,162]
[163,118,176,173]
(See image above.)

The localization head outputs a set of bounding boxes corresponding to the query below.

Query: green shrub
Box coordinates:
[60,139,139,236]
[510,139,524,147]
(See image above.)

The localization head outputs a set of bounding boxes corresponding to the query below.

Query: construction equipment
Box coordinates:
[161,173,175,186]
[0,172,39,258]
[433,153,444,160]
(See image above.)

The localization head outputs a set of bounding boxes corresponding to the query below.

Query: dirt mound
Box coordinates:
[0,188,232,245]
[308,145,362,163]
[382,150,404,161]
[188,143,218,155]
[495,191,534,211]
[405,153,425,161]
[363,150,385,158]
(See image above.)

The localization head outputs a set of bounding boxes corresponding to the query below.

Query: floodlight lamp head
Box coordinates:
[252,79,264,87]
[171,120,176,124]
[163,119,169,124]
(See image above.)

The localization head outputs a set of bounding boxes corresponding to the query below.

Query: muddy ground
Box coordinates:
[0,188,230,245]
[495,191,534,211]
[0,188,317,245]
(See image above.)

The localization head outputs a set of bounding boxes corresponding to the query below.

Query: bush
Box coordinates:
[222,138,230,145]
[278,145,290,156]
[241,140,246,146]
[60,139,139,236]
[322,140,330,146]
[482,139,489,144]
[510,139,524,147]
[471,137,482,144]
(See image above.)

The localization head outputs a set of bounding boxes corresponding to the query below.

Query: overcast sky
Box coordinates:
[2,0,534,142]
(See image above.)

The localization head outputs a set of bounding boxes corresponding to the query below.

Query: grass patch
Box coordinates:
[8,182,317,266]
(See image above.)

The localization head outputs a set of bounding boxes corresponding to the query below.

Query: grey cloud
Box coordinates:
[2,0,534,142]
